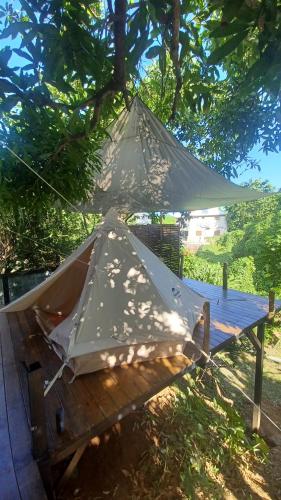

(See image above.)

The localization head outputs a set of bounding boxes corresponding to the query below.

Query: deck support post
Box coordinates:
[222,263,228,291]
[28,362,54,499]
[57,443,88,493]
[251,323,265,433]
[202,301,210,358]
[268,290,275,322]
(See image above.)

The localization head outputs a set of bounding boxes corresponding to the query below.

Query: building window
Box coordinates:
[196,230,202,236]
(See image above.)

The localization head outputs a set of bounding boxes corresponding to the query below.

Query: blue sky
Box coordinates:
[239,145,281,190]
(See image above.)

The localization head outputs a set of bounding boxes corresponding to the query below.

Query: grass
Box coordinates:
[126,370,269,499]
[63,342,281,500]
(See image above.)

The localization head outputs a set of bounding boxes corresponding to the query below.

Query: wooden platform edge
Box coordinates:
[0,313,47,500]
[51,358,195,465]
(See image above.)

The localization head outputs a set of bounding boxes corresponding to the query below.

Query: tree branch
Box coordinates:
[169,0,182,122]
[51,0,128,159]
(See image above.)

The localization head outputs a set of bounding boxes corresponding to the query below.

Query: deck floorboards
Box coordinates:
[0,313,46,500]
[7,311,193,466]
[184,279,281,354]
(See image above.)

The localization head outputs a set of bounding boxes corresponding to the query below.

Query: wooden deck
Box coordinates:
[1,279,280,498]
[185,279,281,354]
[0,313,47,500]
[1,309,193,498]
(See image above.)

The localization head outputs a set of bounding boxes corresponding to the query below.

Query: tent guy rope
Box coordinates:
[5,145,90,235]
[200,350,281,435]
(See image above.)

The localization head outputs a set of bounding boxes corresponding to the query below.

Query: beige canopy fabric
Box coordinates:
[2,210,205,376]
[79,96,264,214]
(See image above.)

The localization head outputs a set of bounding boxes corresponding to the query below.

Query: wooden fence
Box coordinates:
[131,224,181,276]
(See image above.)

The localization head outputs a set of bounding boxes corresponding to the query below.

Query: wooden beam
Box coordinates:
[245,329,261,351]
[252,323,265,433]
[28,362,48,459]
[223,263,228,291]
[57,443,88,493]
[28,362,54,499]
[202,301,210,357]
[268,290,275,322]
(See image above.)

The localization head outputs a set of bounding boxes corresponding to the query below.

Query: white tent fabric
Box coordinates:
[80,96,264,213]
[2,210,205,376]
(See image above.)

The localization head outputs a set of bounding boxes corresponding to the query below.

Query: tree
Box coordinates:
[0,207,100,272]
[1,0,281,211]
[226,180,281,230]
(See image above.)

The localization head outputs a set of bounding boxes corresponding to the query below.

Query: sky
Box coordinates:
[239,146,281,190]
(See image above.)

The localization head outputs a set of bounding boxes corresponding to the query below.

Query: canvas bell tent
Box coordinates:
[2,210,205,377]
[80,97,265,214]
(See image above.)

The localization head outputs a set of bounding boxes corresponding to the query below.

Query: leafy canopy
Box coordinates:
[0,0,281,210]
[185,182,281,296]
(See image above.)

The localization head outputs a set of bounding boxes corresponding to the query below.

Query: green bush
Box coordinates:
[183,253,222,285]
[228,257,257,294]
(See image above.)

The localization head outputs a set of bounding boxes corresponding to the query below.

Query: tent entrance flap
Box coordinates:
[2,209,206,376]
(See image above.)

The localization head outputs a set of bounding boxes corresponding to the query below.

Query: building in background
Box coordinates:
[133,209,227,253]
[182,208,227,252]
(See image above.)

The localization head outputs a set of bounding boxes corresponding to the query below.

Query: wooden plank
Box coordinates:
[80,372,120,419]
[0,316,20,499]
[0,313,47,499]
[203,301,210,355]
[223,263,228,290]
[28,363,48,460]
[252,323,265,432]
[8,312,31,425]
[57,443,88,492]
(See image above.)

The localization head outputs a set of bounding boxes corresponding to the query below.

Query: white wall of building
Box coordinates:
[182,208,227,248]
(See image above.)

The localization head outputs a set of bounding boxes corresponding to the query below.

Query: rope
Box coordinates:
[5,146,80,213]
[1,224,90,268]
[197,345,281,434]
[44,362,66,397]
[5,146,91,235]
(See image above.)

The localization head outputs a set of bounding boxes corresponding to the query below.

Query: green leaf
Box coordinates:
[0,21,33,40]
[145,45,161,59]
[13,48,33,62]
[0,79,21,94]
[1,95,19,112]
[208,30,249,65]
[210,21,250,38]
[20,0,37,23]
[0,47,12,66]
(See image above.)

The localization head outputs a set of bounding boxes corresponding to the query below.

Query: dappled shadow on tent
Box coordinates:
[3,210,206,378]
[79,97,264,214]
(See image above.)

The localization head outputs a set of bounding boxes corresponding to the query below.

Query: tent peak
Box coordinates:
[78,97,265,213]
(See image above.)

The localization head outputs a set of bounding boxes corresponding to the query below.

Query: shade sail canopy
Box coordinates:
[2,209,205,376]
[80,97,264,213]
